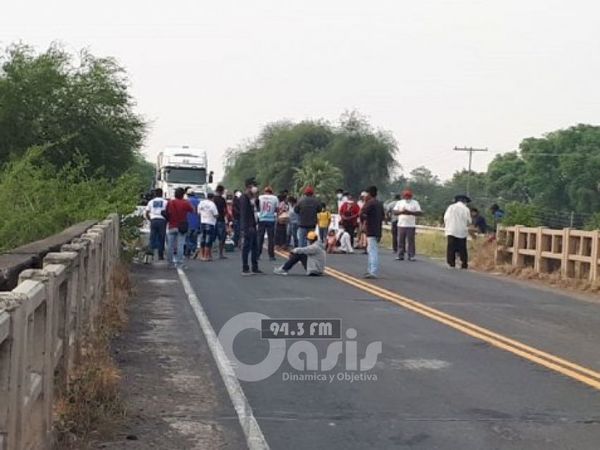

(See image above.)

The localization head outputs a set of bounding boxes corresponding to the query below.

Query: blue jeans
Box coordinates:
[215,221,227,243]
[200,223,216,248]
[149,218,167,259]
[297,226,314,248]
[185,228,199,256]
[367,237,379,276]
[167,229,186,267]
[288,223,299,248]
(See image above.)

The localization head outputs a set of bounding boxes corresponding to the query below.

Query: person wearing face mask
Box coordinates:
[339,194,360,247]
[239,178,262,275]
[335,189,345,212]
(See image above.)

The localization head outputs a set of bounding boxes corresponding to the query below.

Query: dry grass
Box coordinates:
[54,263,132,449]
[381,228,447,259]
[470,237,600,295]
[492,264,600,295]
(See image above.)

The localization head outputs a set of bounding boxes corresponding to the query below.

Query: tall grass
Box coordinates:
[0,147,146,252]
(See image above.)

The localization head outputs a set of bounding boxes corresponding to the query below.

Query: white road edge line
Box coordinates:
[177,268,270,450]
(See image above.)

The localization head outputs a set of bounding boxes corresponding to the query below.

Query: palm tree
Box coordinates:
[293,155,343,205]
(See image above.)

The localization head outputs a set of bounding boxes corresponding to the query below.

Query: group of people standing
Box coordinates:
[144,178,493,275]
[237,179,386,278]
[145,185,233,269]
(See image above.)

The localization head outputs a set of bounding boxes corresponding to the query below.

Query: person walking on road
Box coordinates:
[166,187,193,269]
[393,189,423,261]
[198,192,219,261]
[257,186,279,261]
[295,186,322,247]
[444,195,472,269]
[239,178,262,275]
[274,230,325,276]
[361,186,385,279]
[213,185,228,259]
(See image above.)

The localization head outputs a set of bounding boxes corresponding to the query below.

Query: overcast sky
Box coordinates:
[2,0,599,182]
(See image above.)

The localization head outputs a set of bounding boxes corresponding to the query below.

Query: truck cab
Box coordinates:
[156,146,213,198]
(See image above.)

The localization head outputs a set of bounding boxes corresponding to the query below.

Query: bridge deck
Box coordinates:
[110,249,600,449]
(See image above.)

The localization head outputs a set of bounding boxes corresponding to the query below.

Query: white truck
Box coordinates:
[155,146,213,198]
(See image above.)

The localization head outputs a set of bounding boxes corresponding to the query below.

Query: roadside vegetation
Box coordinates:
[0,43,152,252]
[225,119,600,229]
[0,42,150,446]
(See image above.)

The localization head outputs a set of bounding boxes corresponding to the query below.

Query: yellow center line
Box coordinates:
[274,249,600,390]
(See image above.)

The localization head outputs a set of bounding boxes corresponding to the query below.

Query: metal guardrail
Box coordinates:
[382,223,445,233]
[0,214,120,450]
[496,226,600,282]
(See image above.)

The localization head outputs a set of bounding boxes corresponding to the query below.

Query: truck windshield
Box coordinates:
[165,168,206,184]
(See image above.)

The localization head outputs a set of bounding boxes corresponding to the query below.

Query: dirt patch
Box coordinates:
[54,263,132,449]
[470,239,600,296]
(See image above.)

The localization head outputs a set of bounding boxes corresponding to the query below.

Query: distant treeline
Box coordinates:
[225,116,600,229]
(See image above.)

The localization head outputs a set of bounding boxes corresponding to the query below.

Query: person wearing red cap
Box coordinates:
[392,189,423,261]
[294,186,322,247]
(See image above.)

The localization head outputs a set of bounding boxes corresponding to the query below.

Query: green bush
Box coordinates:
[0,147,147,252]
[502,202,541,227]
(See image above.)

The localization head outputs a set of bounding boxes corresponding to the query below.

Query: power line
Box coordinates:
[453,146,488,196]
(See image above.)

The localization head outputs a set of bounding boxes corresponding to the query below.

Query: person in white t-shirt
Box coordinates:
[444,194,472,269]
[144,188,168,260]
[336,225,354,254]
[393,190,423,261]
[197,193,219,261]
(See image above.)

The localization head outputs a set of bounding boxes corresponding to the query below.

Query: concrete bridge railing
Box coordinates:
[496,225,600,282]
[0,214,120,450]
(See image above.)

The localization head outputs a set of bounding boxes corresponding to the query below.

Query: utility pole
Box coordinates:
[453,146,488,197]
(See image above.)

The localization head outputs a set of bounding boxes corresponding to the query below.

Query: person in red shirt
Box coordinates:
[166,187,194,268]
[339,194,360,247]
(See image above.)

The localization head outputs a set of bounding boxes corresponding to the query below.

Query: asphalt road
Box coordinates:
[115,248,600,449]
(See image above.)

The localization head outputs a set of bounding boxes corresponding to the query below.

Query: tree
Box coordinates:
[0,44,145,177]
[326,112,398,194]
[486,152,529,203]
[408,166,439,185]
[293,156,343,205]
[223,112,398,195]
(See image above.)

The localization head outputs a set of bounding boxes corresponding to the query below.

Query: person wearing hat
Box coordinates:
[239,178,263,275]
[444,195,472,269]
[393,189,423,261]
[257,186,279,261]
[294,186,322,247]
[274,230,325,276]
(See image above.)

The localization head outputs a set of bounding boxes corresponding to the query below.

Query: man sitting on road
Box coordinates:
[274,231,325,276]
